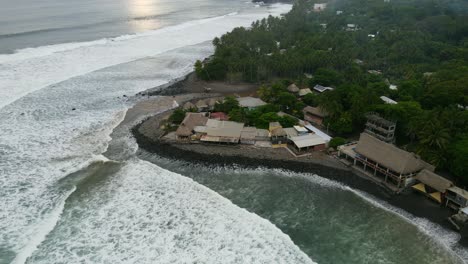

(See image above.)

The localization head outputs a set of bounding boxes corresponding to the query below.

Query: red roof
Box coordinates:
[210,112,229,121]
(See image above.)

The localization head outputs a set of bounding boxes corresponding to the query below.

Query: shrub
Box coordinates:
[329,137,347,148]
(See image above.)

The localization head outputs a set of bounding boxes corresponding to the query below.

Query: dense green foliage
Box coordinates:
[329,137,347,148]
[168,108,186,124]
[197,0,468,184]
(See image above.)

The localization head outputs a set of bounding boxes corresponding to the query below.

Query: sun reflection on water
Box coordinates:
[127,0,161,31]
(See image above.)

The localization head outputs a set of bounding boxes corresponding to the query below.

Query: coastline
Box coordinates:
[128,72,467,249]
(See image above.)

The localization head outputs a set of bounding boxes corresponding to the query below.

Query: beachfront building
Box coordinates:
[313,84,334,93]
[294,125,308,136]
[269,122,287,148]
[237,97,267,109]
[303,106,329,126]
[255,129,270,142]
[200,119,244,144]
[411,169,453,204]
[449,207,468,232]
[175,113,208,141]
[283,127,298,140]
[304,124,332,143]
[240,127,257,145]
[364,113,396,143]
[290,134,326,152]
[338,133,434,192]
[446,187,468,210]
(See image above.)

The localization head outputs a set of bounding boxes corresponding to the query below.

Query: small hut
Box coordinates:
[195,100,209,112]
[411,169,453,204]
[269,122,287,147]
[298,88,312,97]
[287,84,300,93]
[206,98,218,111]
[183,102,195,111]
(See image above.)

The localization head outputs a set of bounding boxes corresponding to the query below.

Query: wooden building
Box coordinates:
[411,169,453,204]
[290,134,326,152]
[240,127,257,145]
[200,119,244,144]
[175,113,208,141]
[269,122,287,148]
[338,133,434,192]
[303,106,329,126]
[364,113,396,143]
[446,187,468,210]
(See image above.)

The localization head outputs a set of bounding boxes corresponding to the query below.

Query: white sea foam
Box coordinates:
[11,186,76,264]
[349,188,467,263]
[0,4,294,259]
[0,48,205,259]
[0,4,292,110]
[25,159,315,264]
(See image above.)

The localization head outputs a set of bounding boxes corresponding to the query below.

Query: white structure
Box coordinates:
[380,96,398,105]
[294,125,308,136]
[389,84,398,90]
[304,124,332,142]
[298,88,313,97]
[336,10,343,15]
[313,84,334,93]
[313,3,327,12]
[346,24,358,31]
[290,134,326,151]
[237,97,267,109]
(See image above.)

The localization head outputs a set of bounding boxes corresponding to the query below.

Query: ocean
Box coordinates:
[0,0,466,263]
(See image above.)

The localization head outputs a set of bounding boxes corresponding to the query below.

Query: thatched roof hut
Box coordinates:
[303,106,329,118]
[183,102,195,110]
[355,133,433,174]
[175,113,208,138]
[414,170,453,193]
[287,84,300,93]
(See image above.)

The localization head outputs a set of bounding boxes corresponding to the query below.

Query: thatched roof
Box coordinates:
[414,169,453,193]
[175,125,192,137]
[195,100,208,108]
[206,98,218,107]
[237,97,267,108]
[270,127,287,137]
[287,84,300,93]
[298,88,312,96]
[175,113,208,137]
[303,106,329,118]
[355,133,433,174]
[240,127,257,140]
[183,102,195,110]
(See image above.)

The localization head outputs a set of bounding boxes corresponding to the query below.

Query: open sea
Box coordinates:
[0,0,466,263]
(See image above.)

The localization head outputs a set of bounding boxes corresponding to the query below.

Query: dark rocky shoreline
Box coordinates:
[132,119,465,242]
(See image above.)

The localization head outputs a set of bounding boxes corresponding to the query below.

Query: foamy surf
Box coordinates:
[24,159,315,264]
[0,4,292,110]
[11,187,76,264]
[349,188,467,263]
